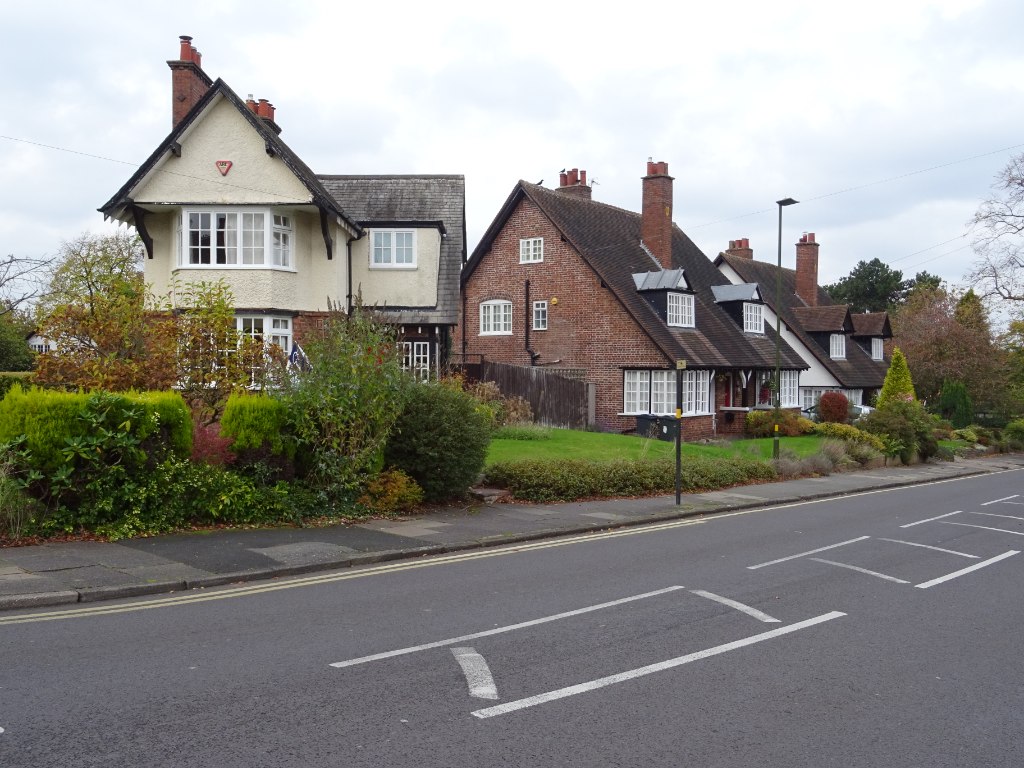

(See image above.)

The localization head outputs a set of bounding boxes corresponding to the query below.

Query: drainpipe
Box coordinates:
[345,236,355,313]
[525,279,539,365]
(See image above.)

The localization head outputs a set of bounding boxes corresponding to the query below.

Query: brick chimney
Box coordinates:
[555,167,592,199]
[641,159,674,269]
[795,232,820,307]
[725,237,754,259]
[168,35,213,128]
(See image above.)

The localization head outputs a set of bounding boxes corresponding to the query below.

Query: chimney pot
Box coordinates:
[169,35,212,128]
[559,171,568,187]
[580,170,587,186]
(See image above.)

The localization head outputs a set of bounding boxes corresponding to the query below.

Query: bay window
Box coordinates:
[181,208,292,268]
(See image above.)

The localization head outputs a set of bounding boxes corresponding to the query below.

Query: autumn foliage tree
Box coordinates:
[33,233,284,413]
[891,286,1007,410]
[33,232,177,391]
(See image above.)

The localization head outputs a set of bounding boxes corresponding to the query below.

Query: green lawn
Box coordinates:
[486,429,824,465]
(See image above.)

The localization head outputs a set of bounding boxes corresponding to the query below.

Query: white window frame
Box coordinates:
[623,370,651,414]
[651,371,676,415]
[681,370,712,415]
[830,333,846,359]
[743,302,764,334]
[179,207,293,270]
[236,315,292,354]
[871,337,884,361]
[480,300,513,335]
[519,237,544,263]
[667,292,695,328]
[780,370,800,408]
[625,369,711,415]
[403,341,432,381]
[533,300,548,331]
[370,229,417,269]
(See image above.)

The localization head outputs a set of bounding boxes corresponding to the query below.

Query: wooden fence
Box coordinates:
[481,361,595,430]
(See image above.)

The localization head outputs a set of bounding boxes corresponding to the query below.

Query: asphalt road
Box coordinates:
[2,469,1024,767]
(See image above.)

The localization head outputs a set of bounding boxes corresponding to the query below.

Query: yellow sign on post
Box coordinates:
[676,360,687,370]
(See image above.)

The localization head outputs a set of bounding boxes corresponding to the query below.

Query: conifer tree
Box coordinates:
[877,347,916,407]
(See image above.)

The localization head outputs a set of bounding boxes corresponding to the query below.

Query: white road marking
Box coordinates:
[747,537,870,570]
[900,511,961,528]
[916,550,1020,589]
[471,611,846,719]
[877,538,980,559]
[5,467,1020,625]
[809,558,910,584]
[0,727,4,735]
[981,495,1019,506]
[941,521,1024,537]
[968,511,1024,522]
[451,647,499,700]
[329,586,685,668]
[690,590,780,623]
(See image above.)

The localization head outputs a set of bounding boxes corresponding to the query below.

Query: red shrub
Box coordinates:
[191,420,236,467]
[818,392,850,424]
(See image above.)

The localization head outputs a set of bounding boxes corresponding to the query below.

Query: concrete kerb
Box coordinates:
[0,463,999,613]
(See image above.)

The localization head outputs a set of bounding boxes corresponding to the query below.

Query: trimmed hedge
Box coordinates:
[483,457,777,502]
[746,409,815,438]
[220,391,291,455]
[0,385,191,473]
[812,422,886,451]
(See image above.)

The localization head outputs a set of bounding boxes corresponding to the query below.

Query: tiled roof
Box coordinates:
[791,305,851,332]
[851,312,892,338]
[319,175,465,325]
[465,182,806,371]
[718,253,889,388]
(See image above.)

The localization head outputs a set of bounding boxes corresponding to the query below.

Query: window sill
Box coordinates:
[519,259,544,265]
[479,331,513,336]
[175,265,297,273]
[369,264,418,270]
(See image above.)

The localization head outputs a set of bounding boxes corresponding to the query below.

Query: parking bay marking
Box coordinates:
[471,611,846,719]
[329,586,686,669]
[941,521,1024,537]
[690,590,780,623]
[915,551,1020,589]
[877,538,979,559]
[747,536,870,570]
[900,511,961,528]
[968,511,1024,523]
[981,495,1019,506]
[451,648,499,700]
[809,558,910,584]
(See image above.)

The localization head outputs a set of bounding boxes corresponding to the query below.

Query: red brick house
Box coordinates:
[459,161,807,437]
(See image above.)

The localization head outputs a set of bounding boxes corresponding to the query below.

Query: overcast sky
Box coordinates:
[3,0,1023,292]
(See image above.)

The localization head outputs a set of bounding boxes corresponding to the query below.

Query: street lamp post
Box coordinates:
[774,197,798,460]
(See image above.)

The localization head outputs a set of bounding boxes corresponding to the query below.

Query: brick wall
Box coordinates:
[461,195,701,432]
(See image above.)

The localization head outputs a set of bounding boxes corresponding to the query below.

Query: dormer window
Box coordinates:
[520,237,543,263]
[830,333,846,359]
[743,302,763,334]
[667,292,695,328]
[372,229,416,268]
[871,337,884,361]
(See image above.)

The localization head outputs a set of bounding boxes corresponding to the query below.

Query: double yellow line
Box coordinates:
[0,517,707,625]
